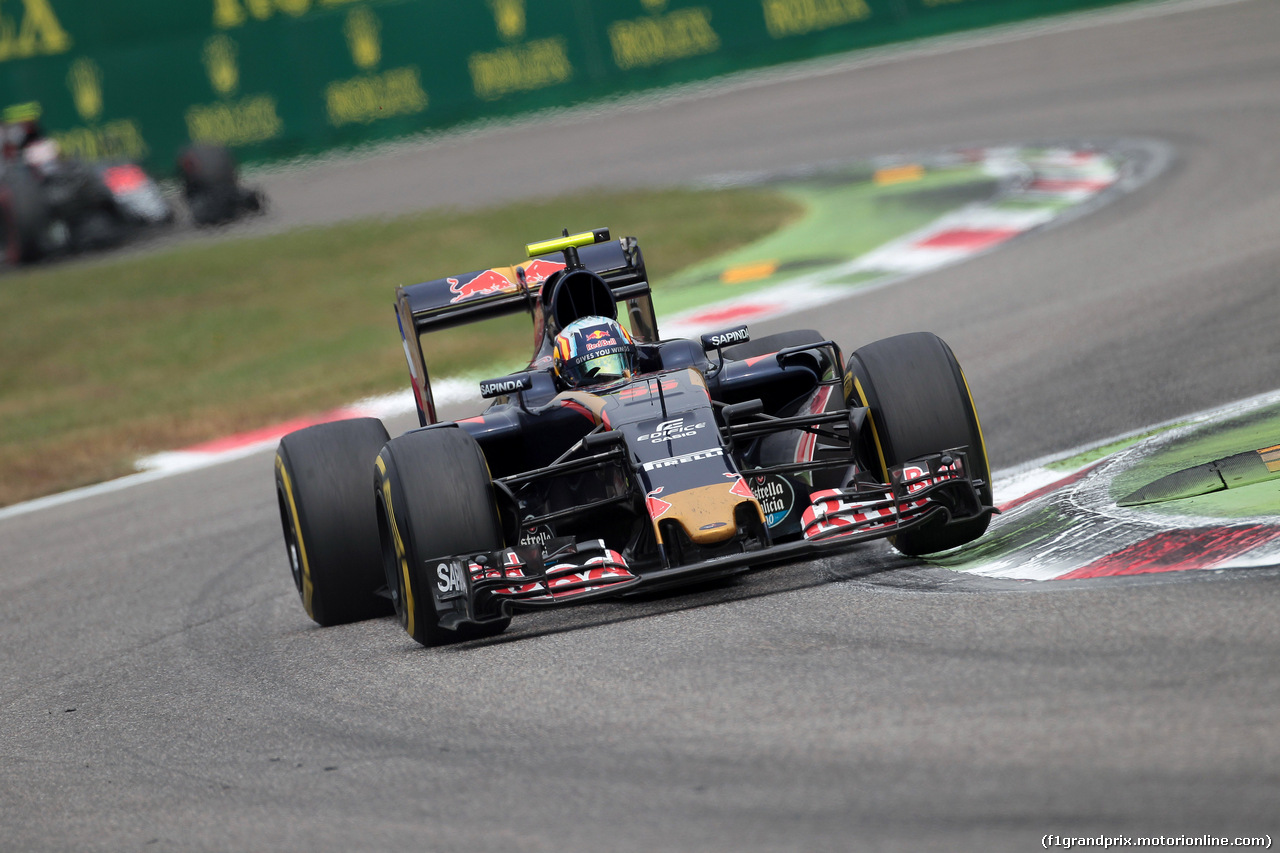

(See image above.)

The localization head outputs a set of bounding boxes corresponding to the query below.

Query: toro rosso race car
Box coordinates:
[275,228,995,646]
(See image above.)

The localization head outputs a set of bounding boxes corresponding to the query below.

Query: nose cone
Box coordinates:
[657,481,763,545]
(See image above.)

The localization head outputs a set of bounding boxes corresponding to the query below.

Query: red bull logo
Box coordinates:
[586,329,610,341]
[728,475,756,500]
[448,269,515,303]
[521,258,566,286]
[645,487,672,520]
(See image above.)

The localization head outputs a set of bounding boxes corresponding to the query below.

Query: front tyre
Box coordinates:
[275,417,393,625]
[375,427,511,647]
[846,332,992,556]
[0,169,51,265]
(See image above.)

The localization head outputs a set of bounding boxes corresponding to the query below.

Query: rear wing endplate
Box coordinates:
[394,234,659,426]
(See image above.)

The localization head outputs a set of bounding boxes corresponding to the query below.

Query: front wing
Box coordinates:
[425,451,992,630]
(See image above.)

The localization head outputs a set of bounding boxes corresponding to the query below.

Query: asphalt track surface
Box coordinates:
[4,1,1279,849]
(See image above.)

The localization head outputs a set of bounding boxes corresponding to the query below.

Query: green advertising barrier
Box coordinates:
[0,0,1143,175]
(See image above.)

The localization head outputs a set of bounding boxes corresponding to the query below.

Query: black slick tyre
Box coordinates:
[275,417,392,625]
[178,144,242,226]
[0,169,50,265]
[375,427,511,647]
[846,332,992,555]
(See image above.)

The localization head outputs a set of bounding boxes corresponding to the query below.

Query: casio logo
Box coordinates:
[638,417,705,443]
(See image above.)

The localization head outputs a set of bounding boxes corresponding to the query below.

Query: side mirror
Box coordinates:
[479,372,534,399]
[721,399,763,423]
[700,325,750,351]
[583,430,626,451]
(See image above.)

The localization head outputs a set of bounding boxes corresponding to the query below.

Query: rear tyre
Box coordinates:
[275,417,393,626]
[375,427,511,647]
[178,143,245,226]
[846,332,992,555]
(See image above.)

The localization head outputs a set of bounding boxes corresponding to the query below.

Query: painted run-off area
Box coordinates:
[658,146,1121,337]
[654,160,998,315]
[934,391,1280,581]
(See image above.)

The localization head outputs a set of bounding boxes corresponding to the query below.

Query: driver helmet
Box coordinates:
[553,316,637,388]
[2,102,43,161]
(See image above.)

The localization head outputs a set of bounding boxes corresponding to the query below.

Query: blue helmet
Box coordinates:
[553,316,637,388]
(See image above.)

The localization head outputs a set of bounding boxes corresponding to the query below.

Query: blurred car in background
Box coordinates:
[0,102,265,267]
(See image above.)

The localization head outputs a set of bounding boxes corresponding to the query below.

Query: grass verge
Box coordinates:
[0,187,800,507]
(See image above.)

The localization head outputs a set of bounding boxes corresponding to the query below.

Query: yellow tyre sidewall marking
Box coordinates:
[852,375,890,483]
[275,454,317,619]
[853,374,900,547]
[376,454,416,639]
[958,367,992,485]
[854,369,988,485]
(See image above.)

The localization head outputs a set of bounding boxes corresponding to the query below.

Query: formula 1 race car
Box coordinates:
[275,228,996,646]
[0,105,263,266]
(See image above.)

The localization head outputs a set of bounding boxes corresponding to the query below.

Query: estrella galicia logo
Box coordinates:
[749,474,794,528]
[518,525,555,547]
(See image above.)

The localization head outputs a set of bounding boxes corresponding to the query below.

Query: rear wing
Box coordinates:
[394,231,660,425]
